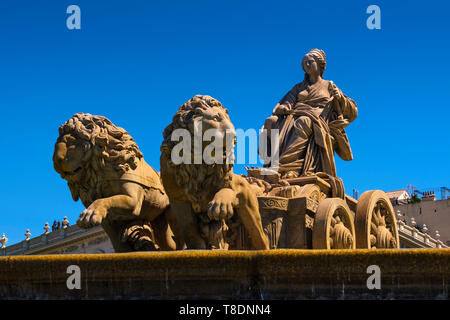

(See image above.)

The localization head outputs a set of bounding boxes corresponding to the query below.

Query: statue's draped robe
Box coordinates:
[265,80,357,177]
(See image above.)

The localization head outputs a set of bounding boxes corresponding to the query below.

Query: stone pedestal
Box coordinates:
[0,249,449,299]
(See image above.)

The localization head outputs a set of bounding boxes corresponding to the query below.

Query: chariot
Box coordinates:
[237,170,399,250]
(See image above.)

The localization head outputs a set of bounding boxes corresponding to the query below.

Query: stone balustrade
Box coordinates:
[397,218,447,249]
[0,223,109,256]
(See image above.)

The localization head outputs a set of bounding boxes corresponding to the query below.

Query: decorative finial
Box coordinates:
[396,209,402,218]
[422,224,428,233]
[43,222,50,235]
[0,233,8,248]
[435,230,440,239]
[62,216,69,229]
[25,229,31,241]
[410,217,416,227]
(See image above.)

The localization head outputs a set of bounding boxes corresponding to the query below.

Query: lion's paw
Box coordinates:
[77,202,107,228]
[207,188,236,221]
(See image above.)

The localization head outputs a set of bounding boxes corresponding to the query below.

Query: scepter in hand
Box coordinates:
[328,81,349,128]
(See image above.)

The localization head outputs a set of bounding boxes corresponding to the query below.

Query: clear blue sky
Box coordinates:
[1,0,449,245]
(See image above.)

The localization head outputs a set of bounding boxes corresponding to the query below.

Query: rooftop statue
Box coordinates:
[263,49,358,180]
[53,113,183,252]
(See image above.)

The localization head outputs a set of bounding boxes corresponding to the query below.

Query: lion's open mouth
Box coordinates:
[64,167,82,176]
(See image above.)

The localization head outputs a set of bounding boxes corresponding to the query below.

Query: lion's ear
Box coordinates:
[224,108,229,115]
[82,142,92,163]
[82,141,90,152]
[82,148,93,163]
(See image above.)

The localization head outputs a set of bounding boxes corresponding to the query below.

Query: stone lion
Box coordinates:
[160,95,269,250]
[53,113,183,252]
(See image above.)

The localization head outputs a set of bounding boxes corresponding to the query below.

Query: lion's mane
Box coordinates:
[161,95,234,212]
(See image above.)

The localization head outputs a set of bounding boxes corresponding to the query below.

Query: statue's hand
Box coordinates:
[207,188,237,221]
[329,81,343,101]
[274,104,290,115]
[77,199,108,228]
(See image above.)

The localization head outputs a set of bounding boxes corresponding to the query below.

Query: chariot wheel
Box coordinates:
[355,190,400,249]
[312,198,356,249]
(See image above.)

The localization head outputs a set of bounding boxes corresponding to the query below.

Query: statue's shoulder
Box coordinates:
[292,81,306,90]
[283,81,305,97]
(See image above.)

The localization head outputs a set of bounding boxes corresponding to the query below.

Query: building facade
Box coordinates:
[394,197,450,247]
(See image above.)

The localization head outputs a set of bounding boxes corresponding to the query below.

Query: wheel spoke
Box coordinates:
[370,221,378,235]
[374,205,382,222]
[379,211,386,227]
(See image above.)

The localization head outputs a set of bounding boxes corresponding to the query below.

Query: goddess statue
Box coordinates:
[263,49,358,180]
